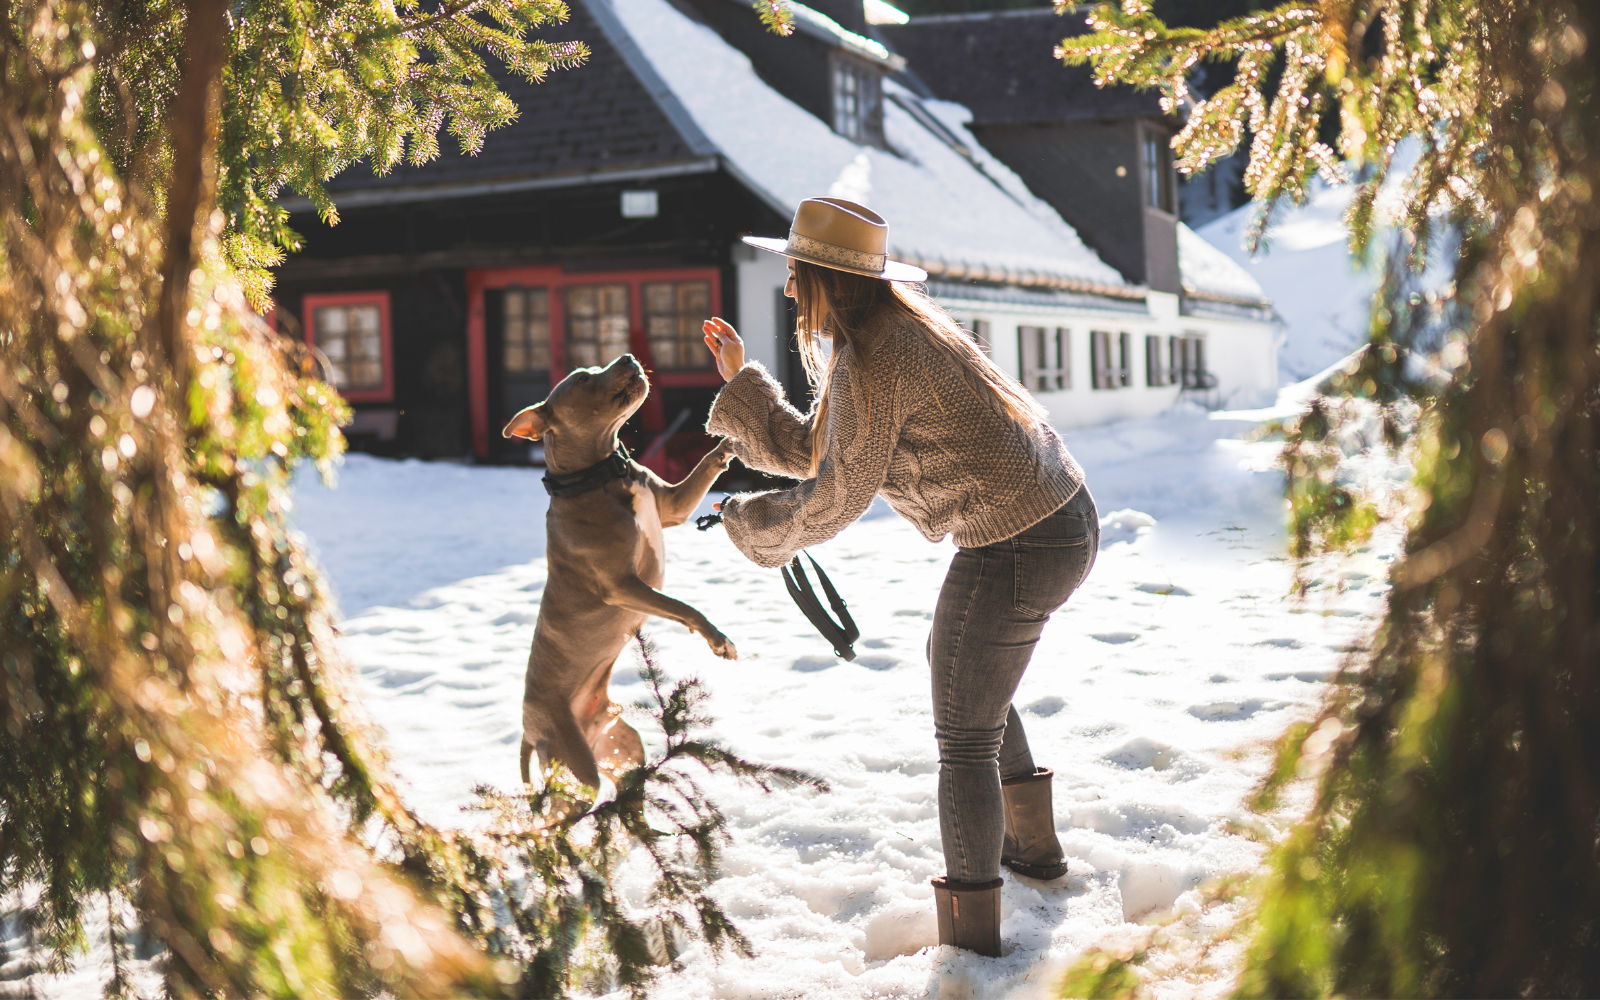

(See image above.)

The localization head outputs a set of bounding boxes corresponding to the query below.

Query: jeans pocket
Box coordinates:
[1012,533,1093,620]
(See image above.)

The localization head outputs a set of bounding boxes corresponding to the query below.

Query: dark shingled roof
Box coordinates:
[322,0,701,194]
[879,8,1163,125]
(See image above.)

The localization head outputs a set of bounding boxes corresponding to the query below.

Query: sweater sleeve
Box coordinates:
[704,362,815,480]
[718,350,901,568]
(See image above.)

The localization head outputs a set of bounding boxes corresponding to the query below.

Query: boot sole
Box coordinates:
[1001,857,1068,880]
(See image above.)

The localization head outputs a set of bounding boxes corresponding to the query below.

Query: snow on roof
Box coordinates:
[1177,222,1270,305]
[787,1,902,67]
[608,0,1134,295]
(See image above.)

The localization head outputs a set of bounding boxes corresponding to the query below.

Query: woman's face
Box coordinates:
[785,260,797,299]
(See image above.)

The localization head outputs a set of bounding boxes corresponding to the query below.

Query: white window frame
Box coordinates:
[1019,325,1070,392]
[832,55,884,146]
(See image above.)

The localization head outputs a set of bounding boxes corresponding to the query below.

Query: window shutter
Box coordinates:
[971,319,991,355]
[1118,332,1132,387]
[1055,328,1071,390]
[1018,325,1042,391]
[1090,331,1106,389]
[1145,335,1161,387]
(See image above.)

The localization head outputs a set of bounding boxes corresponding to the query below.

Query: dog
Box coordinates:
[502,353,737,792]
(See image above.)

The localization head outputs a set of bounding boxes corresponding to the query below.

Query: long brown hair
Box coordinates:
[791,258,1047,475]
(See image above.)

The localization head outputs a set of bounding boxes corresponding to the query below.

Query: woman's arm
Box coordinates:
[719,351,902,568]
[702,318,814,478]
[705,362,815,479]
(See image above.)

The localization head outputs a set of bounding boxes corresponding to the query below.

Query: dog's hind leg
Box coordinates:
[522,698,604,791]
[590,707,647,784]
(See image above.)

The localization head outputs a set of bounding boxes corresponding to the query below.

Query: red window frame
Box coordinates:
[302,291,395,403]
[465,265,722,458]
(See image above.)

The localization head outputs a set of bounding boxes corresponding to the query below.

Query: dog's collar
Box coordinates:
[542,443,633,498]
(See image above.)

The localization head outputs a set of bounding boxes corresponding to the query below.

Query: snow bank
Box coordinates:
[1196,184,1378,382]
[1192,142,1452,383]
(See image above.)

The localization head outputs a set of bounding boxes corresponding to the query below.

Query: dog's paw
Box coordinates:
[706,631,738,660]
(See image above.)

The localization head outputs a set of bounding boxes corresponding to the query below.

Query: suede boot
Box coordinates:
[1000,766,1068,880]
[931,876,1003,957]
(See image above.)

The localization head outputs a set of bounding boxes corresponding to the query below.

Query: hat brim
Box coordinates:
[742,234,928,283]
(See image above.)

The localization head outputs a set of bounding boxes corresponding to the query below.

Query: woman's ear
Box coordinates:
[502,403,549,440]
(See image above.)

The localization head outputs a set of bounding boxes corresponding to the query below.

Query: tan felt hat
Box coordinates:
[743,197,928,282]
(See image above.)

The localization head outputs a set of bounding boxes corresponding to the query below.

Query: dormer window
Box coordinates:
[1143,128,1176,214]
[832,55,884,146]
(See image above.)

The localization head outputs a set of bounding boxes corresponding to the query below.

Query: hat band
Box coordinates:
[786,230,886,274]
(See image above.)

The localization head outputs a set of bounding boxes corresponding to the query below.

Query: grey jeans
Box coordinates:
[928,486,1099,882]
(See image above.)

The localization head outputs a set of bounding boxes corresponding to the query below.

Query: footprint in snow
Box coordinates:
[343,620,425,635]
[1025,695,1066,717]
[1091,632,1140,644]
[1265,669,1336,683]
[792,654,838,672]
[1103,736,1178,771]
[372,667,433,689]
[855,654,901,671]
[491,610,538,627]
[1188,699,1284,721]
[1255,637,1305,649]
[1135,583,1192,596]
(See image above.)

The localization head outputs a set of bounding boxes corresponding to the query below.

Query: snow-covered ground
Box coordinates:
[273,392,1399,998]
[4,390,1402,999]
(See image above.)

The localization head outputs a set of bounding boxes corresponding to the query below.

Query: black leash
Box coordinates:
[697,513,859,661]
[543,443,633,497]
[781,553,860,661]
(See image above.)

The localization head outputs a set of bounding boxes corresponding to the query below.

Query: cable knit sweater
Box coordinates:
[706,308,1085,568]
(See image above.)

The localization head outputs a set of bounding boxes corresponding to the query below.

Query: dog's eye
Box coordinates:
[577,374,590,383]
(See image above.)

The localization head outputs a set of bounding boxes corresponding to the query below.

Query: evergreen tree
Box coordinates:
[0,0,808,995]
[1056,0,1599,995]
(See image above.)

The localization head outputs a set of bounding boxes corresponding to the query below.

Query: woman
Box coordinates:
[701,198,1098,957]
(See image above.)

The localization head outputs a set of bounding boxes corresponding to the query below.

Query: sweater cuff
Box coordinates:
[716,493,794,569]
[705,363,779,442]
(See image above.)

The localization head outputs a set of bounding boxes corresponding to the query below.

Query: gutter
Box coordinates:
[1180,285,1275,309]
[277,157,722,213]
[902,252,1147,300]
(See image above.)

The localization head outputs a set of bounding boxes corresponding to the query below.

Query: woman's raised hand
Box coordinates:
[702,317,745,382]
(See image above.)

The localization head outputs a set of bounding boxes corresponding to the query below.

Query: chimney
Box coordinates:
[806,0,869,36]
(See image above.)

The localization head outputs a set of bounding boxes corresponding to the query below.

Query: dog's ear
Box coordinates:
[502,403,550,440]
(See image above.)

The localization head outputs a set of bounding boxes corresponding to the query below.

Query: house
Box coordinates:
[271,0,1278,471]
[878,7,1279,408]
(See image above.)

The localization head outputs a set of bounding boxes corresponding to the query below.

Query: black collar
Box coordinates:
[542,443,633,498]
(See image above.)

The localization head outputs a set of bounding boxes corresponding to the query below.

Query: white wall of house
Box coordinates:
[939,289,1279,425]
[729,243,1279,426]
[732,243,788,374]
[1175,310,1281,408]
